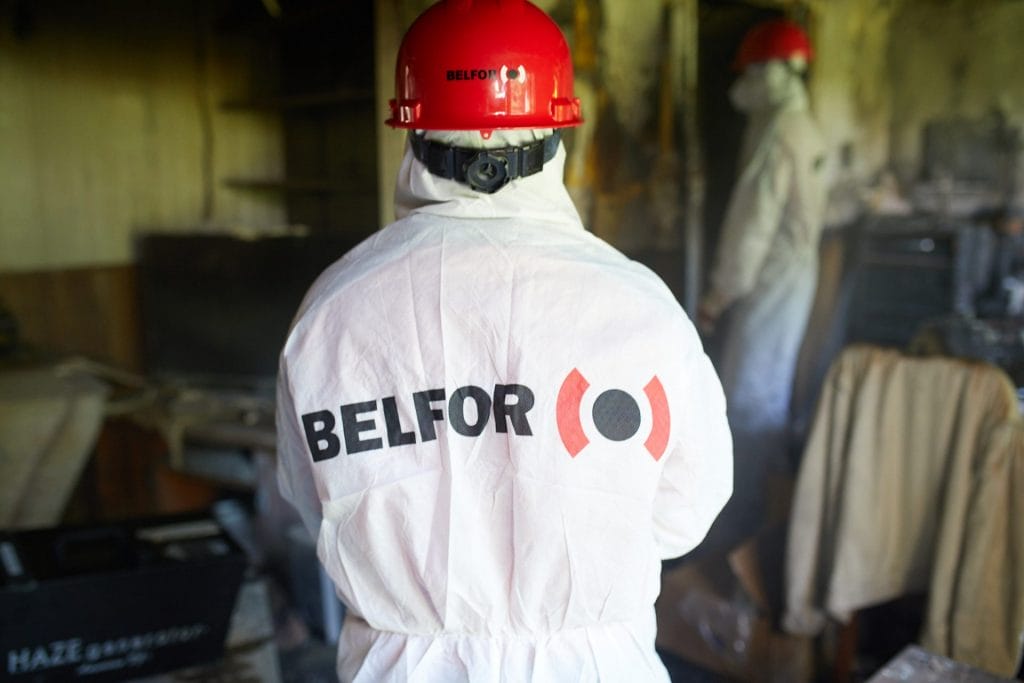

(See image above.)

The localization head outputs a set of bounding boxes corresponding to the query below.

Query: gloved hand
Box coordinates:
[697,292,727,335]
[697,301,719,335]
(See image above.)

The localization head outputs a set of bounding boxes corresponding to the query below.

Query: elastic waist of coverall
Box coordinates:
[343,611,656,643]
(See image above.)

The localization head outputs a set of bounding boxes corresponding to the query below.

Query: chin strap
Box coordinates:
[409,131,561,194]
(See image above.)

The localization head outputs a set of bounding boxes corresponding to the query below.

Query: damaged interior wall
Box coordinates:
[578,0,684,253]
[807,0,896,224]
[887,0,1024,194]
[4,0,1023,363]
[3,1,1020,273]
[0,1,286,273]
[808,0,1024,218]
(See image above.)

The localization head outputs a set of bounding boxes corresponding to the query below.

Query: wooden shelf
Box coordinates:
[215,0,378,233]
[220,89,373,111]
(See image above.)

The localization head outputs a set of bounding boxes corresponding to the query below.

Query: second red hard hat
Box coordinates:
[734,19,813,71]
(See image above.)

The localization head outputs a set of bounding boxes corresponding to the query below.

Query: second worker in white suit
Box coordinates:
[698,19,828,553]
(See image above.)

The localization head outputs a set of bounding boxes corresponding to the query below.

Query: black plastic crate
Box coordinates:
[1,513,247,682]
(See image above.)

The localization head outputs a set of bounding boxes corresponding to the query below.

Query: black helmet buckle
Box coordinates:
[409,131,561,194]
[464,152,510,194]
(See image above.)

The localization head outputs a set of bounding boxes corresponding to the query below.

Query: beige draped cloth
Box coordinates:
[0,363,109,529]
[922,419,1024,675]
[784,345,1024,677]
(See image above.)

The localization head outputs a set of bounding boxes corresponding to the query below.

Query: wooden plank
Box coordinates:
[0,265,142,371]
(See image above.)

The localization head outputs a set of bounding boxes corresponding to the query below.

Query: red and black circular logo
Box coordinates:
[556,368,671,461]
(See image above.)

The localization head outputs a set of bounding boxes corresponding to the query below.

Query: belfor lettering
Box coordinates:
[445,69,499,81]
[302,383,535,461]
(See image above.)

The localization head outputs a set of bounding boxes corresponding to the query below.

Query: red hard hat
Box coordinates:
[733,19,813,71]
[387,0,583,132]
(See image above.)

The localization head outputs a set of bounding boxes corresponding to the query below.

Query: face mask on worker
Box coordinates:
[729,59,804,112]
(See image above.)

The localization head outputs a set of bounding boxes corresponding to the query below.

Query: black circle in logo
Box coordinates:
[592,389,641,442]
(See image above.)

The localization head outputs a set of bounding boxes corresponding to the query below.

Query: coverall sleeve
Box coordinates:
[275,361,324,542]
[653,340,733,559]
[705,136,794,315]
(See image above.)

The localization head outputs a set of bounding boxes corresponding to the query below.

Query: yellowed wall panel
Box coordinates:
[0,2,286,272]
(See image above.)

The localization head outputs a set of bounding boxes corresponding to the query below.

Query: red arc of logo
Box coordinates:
[556,369,590,457]
[642,376,670,461]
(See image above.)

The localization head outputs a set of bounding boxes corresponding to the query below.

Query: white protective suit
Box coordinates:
[276,129,733,682]
[704,61,827,492]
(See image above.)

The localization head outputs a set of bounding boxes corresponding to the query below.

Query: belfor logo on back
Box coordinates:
[300,372,671,462]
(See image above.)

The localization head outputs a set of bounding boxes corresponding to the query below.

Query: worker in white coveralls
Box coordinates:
[696,19,827,554]
[275,1,732,681]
